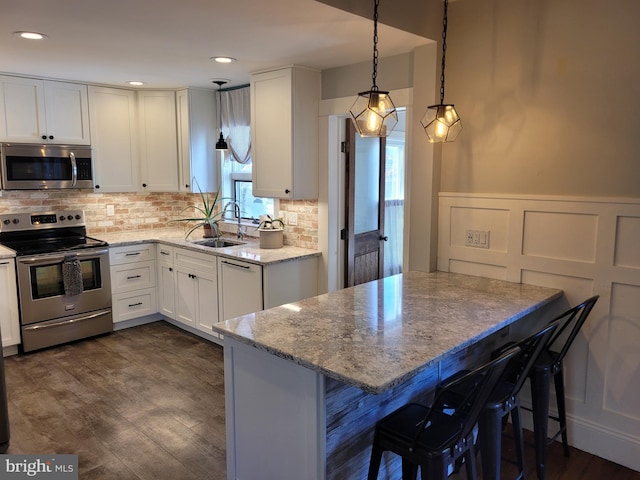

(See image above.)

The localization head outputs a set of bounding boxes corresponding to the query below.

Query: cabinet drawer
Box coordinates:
[175,248,216,273]
[113,288,157,323]
[110,244,156,265]
[110,261,156,293]
[157,244,175,263]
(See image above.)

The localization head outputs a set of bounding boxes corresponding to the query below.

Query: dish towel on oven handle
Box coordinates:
[62,254,84,296]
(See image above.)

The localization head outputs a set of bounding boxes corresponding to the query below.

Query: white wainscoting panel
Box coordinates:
[438,193,640,472]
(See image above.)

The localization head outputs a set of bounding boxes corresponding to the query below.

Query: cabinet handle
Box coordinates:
[0,261,9,265]
[125,252,141,256]
[49,135,54,140]
[185,184,190,188]
[188,273,197,279]
[126,275,142,280]
[285,189,290,194]
[160,251,170,256]
[128,302,143,308]
[169,267,173,272]
[95,184,101,189]
[221,260,251,270]
[142,183,147,188]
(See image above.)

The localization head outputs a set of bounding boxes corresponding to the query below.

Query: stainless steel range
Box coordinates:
[0,210,112,352]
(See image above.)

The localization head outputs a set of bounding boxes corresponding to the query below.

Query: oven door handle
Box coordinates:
[22,309,112,332]
[70,151,77,187]
[18,248,109,265]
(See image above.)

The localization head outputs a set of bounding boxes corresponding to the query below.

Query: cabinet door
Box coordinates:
[88,85,140,192]
[175,266,198,327]
[0,76,46,142]
[176,89,217,193]
[156,245,176,319]
[0,258,21,347]
[43,80,90,144]
[138,90,179,192]
[251,66,319,200]
[195,269,219,334]
[251,68,293,198]
[218,259,263,321]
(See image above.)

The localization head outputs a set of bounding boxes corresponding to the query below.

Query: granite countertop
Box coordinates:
[212,271,563,394]
[98,228,320,266]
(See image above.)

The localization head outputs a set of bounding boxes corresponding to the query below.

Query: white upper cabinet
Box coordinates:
[176,88,217,193]
[0,76,90,144]
[251,66,320,199]
[88,85,140,192]
[137,90,179,192]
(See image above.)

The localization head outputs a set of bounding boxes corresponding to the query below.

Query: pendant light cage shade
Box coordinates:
[350,88,398,137]
[348,0,397,138]
[421,0,462,143]
[421,104,462,143]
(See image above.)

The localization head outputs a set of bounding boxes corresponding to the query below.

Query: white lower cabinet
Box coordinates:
[157,245,220,340]
[0,258,21,349]
[218,259,263,321]
[110,244,157,323]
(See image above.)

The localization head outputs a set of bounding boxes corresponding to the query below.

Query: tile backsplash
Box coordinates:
[0,190,319,249]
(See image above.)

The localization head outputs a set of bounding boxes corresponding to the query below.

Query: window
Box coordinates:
[220,149,275,225]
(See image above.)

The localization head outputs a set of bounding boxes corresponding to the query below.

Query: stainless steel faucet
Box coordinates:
[224,201,246,239]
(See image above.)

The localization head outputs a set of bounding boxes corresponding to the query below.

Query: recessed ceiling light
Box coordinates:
[14,31,47,40]
[211,56,236,64]
[127,81,145,86]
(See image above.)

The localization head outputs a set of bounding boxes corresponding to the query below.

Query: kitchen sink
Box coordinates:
[191,238,246,248]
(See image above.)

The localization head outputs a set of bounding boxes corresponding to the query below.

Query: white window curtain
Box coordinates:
[220,86,251,165]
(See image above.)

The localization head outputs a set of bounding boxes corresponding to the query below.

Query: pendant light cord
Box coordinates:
[439,0,449,104]
[371,0,379,91]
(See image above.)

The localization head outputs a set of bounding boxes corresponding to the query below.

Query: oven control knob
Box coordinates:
[2,219,10,225]
[59,216,65,221]
[67,215,74,221]
[75,214,82,220]
[12,219,19,224]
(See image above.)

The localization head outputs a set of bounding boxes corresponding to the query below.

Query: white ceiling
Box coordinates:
[0,0,428,90]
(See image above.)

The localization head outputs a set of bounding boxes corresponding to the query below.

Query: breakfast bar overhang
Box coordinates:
[212,271,563,480]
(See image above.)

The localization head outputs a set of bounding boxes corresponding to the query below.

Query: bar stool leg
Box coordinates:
[479,408,502,480]
[530,367,550,480]
[553,366,571,457]
[367,436,384,480]
[401,459,418,480]
[511,401,526,480]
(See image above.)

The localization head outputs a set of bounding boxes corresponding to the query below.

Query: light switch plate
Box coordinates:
[287,212,298,225]
[106,204,115,216]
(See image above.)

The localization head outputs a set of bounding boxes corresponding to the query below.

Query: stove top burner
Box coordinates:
[0,210,108,256]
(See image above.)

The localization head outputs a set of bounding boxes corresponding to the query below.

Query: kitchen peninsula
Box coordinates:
[213,271,563,480]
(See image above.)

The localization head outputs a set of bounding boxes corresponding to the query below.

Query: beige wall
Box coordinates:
[443,0,640,197]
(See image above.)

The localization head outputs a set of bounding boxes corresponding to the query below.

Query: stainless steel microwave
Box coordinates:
[0,143,94,190]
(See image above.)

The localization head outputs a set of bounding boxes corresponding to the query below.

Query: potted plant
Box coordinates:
[172,180,228,239]
[256,214,285,249]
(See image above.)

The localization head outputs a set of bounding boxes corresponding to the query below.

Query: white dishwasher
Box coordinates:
[218,258,263,321]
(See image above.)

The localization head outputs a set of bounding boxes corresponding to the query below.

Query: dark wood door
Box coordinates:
[344,119,387,287]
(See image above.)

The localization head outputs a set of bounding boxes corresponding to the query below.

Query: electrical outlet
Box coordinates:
[106,204,115,216]
[465,229,490,248]
[287,212,298,225]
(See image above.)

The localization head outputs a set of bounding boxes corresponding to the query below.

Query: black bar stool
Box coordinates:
[527,295,599,480]
[367,346,521,480]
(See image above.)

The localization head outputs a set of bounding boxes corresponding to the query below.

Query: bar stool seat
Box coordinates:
[367,346,520,480]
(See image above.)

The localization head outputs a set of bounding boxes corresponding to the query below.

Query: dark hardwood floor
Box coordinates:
[3,321,639,480]
[4,321,226,479]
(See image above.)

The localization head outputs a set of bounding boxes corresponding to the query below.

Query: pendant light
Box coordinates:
[349,0,398,138]
[420,0,462,143]
[214,80,229,150]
